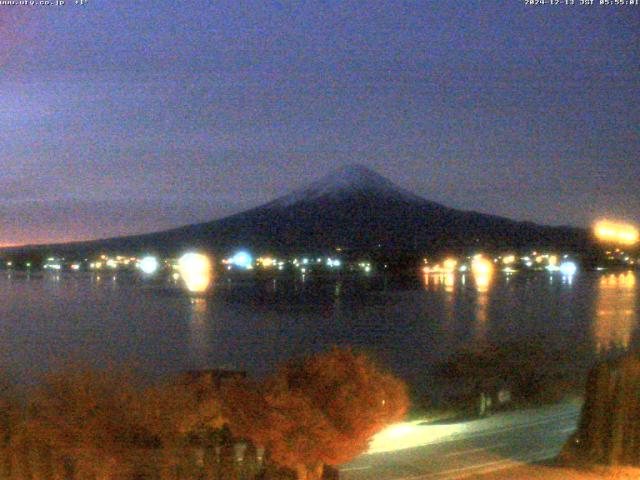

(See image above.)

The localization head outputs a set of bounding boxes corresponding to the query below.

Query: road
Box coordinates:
[340,400,581,480]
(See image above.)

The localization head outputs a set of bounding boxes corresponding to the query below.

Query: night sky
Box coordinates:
[1,1,638,246]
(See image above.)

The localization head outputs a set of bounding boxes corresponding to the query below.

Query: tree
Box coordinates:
[223,347,409,480]
[17,367,225,479]
[573,353,640,466]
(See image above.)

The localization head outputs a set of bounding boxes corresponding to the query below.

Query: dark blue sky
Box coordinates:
[1,1,638,245]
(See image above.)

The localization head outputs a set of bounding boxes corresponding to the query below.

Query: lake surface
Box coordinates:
[0,270,638,398]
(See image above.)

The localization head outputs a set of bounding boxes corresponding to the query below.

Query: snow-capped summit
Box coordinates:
[268,163,424,208]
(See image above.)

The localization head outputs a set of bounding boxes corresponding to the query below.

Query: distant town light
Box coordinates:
[178,253,213,293]
[231,251,253,269]
[423,258,457,274]
[471,256,494,291]
[502,255,516,265]
[257,256,275,268]
[560,261,578,276]
[443,258,458,273]
[471,256,493,276]
[326,258,342,268]
[139,256,159,275]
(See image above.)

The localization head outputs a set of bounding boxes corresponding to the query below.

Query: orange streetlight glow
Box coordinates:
[471,255,494,292]
[178,252,213,293]
[594,220,639,246]
[423,258,458,274]
[471,255,493,276]
[442,258,458,273]
[502,255,516,265]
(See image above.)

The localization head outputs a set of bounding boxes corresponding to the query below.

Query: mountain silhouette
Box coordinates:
[4,164,589,256]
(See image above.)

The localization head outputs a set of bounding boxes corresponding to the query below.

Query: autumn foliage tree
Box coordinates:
[13,368,225,479]
[222,347,409,480]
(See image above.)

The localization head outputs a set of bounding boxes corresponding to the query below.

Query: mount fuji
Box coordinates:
[7,164,589,256]
[264,164,425,208]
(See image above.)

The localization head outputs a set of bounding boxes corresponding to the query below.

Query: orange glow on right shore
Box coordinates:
[594,220,639,246]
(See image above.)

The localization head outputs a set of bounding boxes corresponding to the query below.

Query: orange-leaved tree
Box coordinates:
[223,347,409,480]
[17,367,225,479]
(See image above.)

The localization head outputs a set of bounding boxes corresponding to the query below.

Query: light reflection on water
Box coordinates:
[593,271,637,354]
[474,266,493,346]
[474,287,490,345]
[188,297,211,369]
[0,269,638,391]
[423,266,495,346]
[421,269,640,363]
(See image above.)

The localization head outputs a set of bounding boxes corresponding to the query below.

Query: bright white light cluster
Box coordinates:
[138,256,159,275]
[560,261,577,276]
[231,251,253,269]
[326,258,341,268]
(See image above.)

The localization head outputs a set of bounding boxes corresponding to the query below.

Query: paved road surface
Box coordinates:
[341,401,581,480]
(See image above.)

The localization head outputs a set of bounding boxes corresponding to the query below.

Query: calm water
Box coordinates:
[0,270,638,396]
